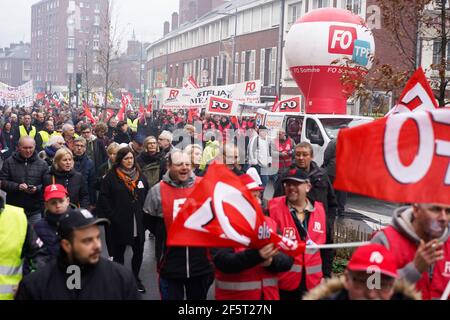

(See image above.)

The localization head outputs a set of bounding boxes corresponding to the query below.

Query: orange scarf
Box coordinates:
[116,168,139,194]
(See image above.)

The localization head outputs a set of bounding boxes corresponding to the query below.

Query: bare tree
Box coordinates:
[337,0,449,111]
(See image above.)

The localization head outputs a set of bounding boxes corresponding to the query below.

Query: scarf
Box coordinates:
[116,167,139,195]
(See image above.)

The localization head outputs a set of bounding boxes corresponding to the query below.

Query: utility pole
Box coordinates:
[275,0,286,98]
[68,74,72,106]
[139,41,144,104]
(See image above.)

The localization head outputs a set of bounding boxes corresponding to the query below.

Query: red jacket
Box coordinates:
[215,217,281,300]
[269,197,326,291]
[382,226,450,300]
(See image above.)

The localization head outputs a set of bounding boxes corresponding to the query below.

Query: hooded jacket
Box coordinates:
[303,276,421,300]
[0,151,48,214]
[372,207,450,289]
[143,171,214,279]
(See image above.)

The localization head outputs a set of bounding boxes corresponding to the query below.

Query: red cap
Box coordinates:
[44,184,68,201]
[347,244,398,278]
[239,174,264,191]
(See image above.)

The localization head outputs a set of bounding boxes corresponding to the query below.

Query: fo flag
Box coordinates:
[276,97,302,113]
[335,109,450,205]
[387,67,438,116]
[168,163,305,257]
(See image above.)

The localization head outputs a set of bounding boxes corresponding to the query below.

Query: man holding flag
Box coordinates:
[143,150,214,300]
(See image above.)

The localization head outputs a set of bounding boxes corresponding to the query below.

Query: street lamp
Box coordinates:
[217,8,238,84]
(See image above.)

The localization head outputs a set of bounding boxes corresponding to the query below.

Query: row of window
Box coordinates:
[67,39,100,49]
[432,40,450,70]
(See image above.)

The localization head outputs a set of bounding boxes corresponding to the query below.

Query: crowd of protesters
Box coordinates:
[0,101,449,301]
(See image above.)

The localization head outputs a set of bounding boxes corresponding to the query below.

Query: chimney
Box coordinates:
[163,21,170,36]
[172,12,179,30]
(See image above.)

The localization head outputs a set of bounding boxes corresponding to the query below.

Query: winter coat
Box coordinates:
[43,168,90,209]
[0,129,15,159]
[136,151,164,188]
[322,138,337,182]
[85,136,108,169]
[96,168,149,246]
[143,171,214,280]
[38,146,58,168]
[303,276,421,300]
[0,152,48,214]
[15,255,140,300]
[74,153,96,206]
[114,130,131,144]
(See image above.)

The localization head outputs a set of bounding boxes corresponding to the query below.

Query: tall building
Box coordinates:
[31,0,109,93]
[0,42,31,87]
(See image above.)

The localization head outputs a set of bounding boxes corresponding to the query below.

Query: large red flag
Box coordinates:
[147,99,153,113]
[387,67,438,115]
[83,102,97,124]
[271,96,279,112]
[334,109,450,205]
[168,163,305,256]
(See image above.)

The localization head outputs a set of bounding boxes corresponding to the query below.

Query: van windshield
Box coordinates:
[320,118,373,139]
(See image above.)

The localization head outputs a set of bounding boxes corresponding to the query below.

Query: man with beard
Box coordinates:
[15,208,140,300]
[372,203,450,300]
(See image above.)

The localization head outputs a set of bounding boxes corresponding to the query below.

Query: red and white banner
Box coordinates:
[387,67,438,116]
[168,163,306,257]
[206,96,238,115]
[334,109,450,205]
[0,81,33,107]
[161,80,261,109]
[183,75,200,90]
[273,96,302,113]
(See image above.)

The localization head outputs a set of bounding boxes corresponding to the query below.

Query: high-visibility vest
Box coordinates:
[0,205,28,300]
[19,125,37,138]
[382,226,450,300]
[215,216,280,300]
[127,118,139,132]
[269,196,326,291]
[37,130,60,148]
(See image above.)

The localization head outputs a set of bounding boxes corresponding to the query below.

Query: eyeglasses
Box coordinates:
[81,131,91,134]
[74,144,86,148]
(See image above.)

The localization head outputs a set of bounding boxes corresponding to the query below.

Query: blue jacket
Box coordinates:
[33,213,61,258]
[74,153,96,206]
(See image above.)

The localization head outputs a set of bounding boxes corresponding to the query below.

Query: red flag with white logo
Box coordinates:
[387,67,438,116]
[335,109,450,205]
[83,102,97,124]
[167,163,305,257]
[183,75,200,90]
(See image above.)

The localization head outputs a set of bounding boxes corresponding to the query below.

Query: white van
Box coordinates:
[255,109,374,166]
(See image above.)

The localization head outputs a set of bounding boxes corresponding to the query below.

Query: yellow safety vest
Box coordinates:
[0,205,27,300]
[19,125,37,138]
[127,118,139,132]
[38,130,61,149]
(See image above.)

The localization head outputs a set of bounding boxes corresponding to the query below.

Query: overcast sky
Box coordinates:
[0,0,179,49]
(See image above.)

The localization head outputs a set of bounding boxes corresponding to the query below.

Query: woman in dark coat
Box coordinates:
[96,146,149,293]
[43,148,90,209]
[0,121,15,159]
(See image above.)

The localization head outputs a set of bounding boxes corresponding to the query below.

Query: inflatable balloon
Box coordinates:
[285,8,375,114]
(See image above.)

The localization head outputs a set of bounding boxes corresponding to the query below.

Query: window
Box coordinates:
[94,16,100,26]
[306,118,324,145]
[272,2,280,25]
[67,38,75,49]
[432,40,450,70]
[261,5,271,29]
[252,7,261,31]
[345,0,362,15]
[312,0,330,9]
[93,40,99,49]
[288,2,302,25]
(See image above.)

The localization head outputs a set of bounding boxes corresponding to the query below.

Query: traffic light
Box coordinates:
[76,73,82,91]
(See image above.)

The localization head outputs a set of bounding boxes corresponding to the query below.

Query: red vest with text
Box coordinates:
[273,138,293,169]
[160,178,201,230]
[382,226,450,300]
[215,217,280,300]
[268,197,326,291]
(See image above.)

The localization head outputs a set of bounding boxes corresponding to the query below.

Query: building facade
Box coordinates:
[0,42,31,87]
[146,0,428,113]
[31,0,109,93]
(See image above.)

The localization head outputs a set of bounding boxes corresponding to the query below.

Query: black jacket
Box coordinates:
[137,117,159,138]
[0,129,15,159]
[15,256,140,300]
[33,212,63,258]
[85,137,108,170]
[43,168,90,209]
[22,222,50,275]
[74,154,96,206]
[0,152,48,214]
[114,130,131,144]
[96,169,149,246]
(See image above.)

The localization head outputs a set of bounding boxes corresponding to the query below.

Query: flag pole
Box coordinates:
[306,241,370,250]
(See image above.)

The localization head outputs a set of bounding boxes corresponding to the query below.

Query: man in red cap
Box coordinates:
[304,244,420,300]
[211,173,293,300]
[33,184,73,258]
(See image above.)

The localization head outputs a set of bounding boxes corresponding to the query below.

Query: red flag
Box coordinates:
[105,109,115,122]
[36,92,45,100]
[334,109,450,205]
[168,163,305,256]
[147,99,153,113]
[183,75,200,89]
[277,97,302,113]
[271,96,279,112]
[387,67,438,115]
[83,102,97,124]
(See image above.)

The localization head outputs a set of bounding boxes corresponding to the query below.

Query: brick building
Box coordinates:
[0,42,31,87]
[145,0,431,113]
[31,0,109,92]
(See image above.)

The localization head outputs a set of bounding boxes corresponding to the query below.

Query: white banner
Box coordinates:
[161,80,261,109]
[0,81,34,107]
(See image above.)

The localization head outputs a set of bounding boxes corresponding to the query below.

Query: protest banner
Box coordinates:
[0,81,33,107]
